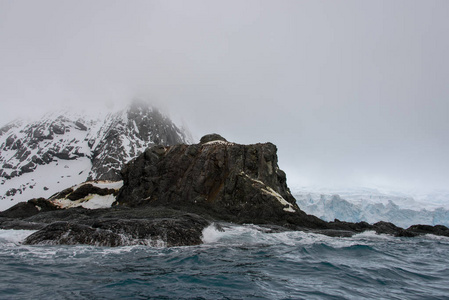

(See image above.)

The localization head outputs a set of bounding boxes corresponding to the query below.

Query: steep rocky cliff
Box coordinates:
[118,134,326,228]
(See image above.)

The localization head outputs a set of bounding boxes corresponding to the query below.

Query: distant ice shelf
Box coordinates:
[292,186,449,228]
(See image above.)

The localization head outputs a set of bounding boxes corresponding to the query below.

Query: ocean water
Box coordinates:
[1,226,449,300]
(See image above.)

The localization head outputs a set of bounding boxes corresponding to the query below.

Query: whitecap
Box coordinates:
[0,229,36,246]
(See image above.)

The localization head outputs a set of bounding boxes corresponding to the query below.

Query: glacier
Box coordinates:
[292,186,449,228]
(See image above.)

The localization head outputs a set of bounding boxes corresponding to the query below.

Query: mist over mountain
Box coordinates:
[0,101,191,210]
[1,1,449,193]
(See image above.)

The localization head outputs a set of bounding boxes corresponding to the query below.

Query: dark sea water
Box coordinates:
[1,225,449,300]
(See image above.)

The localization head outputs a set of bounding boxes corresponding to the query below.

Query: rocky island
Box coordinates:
[1,134,448,246]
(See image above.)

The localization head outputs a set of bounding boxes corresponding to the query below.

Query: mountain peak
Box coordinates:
[0,101,191,210]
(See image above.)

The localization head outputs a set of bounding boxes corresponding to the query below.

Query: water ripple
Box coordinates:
[1,226,449,299]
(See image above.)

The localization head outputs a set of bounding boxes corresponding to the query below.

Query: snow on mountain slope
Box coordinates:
[0,158,91,211]
[292,186,449,228]
[0,100,191,210]
[86,100,190,180]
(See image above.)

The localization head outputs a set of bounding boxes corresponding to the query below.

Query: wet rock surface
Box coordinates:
[23,210,209,247]
[324,219,449,237]
[1,205,210,246]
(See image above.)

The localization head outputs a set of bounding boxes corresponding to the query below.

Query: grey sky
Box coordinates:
[1,0,448,191]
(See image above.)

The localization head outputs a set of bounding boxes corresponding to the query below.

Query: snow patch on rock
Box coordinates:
[53,194,116,209]
[241,172,296,213]
[203,140,235,146]
[50,180,122,209]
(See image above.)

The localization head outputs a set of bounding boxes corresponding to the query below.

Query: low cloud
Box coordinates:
[1,0,448,191]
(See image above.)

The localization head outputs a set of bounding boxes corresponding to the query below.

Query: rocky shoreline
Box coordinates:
[1,134,448,246]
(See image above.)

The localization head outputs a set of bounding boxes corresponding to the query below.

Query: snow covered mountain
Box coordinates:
[293,187,449,228]
[0,100,191,210]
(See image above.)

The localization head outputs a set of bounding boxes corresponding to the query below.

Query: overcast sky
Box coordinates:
[1,0,448,191]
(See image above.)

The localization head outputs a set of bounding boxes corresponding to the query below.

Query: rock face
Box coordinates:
[23,212,209,247]
[118,134,326,228]
[0,100,191,209]
[0,198,59,219]
[0,204,209,246]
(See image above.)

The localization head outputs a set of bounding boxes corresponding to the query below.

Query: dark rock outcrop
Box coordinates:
[24,213,208,247]
[1,204,210,246]
[0,198,59,219]
[0,198,60,230]
[326,219,449,237]
[404,224,449,237]
[118,134,326,229]
[371,221,413,237]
